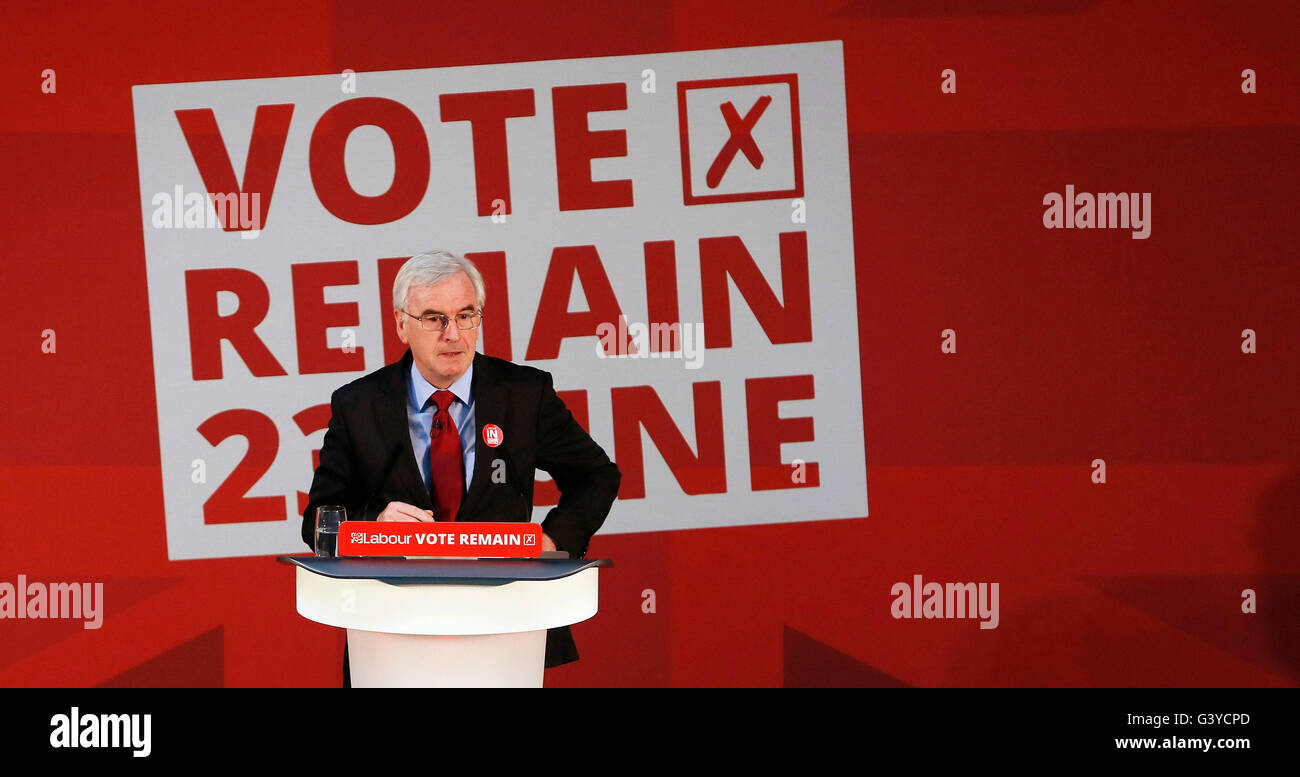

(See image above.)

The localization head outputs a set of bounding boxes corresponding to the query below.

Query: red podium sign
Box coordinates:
[336,522,542,558]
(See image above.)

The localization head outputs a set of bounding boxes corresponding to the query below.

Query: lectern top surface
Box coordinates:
[276,556,611,586]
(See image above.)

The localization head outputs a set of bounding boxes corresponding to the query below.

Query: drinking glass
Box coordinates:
[315,505,346,557]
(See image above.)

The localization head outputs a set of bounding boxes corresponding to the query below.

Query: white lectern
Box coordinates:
[278,556,611,687]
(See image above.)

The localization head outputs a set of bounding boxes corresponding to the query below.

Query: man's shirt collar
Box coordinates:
[408,358,474,409]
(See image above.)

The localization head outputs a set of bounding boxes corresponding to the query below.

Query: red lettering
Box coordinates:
[700,231,811,349]
[552,84,633,211]
[185,268,287,380]
[468,250,512,360]
[439,89,536,217]
[291,260,364,375]
[175,104,293,231]
[197,409,285,524]
[525,245,633,360]
[745,375,819,490]
[611,383,726,499]
[644,240,681,352]
[309,98,430,224]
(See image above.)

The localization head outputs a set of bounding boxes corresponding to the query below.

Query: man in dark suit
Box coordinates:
[301,249,620,679]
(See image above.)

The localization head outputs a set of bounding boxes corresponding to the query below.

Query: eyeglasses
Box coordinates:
[402,309,482,333]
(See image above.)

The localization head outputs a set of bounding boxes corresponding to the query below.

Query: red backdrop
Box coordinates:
[1,0,1296,687]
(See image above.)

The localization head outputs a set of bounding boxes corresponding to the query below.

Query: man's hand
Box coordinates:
[541,532,557,553]
[377,501,435,522]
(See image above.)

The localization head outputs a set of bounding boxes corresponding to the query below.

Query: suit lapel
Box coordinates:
[459,352,506,520]
[370,350,432,511]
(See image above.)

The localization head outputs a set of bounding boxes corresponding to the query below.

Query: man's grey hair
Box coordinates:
[391,249,486,311]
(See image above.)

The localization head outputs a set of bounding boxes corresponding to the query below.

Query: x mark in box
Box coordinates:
[677,73,804,205]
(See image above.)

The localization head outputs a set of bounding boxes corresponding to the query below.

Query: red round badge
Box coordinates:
[482,424,504,447]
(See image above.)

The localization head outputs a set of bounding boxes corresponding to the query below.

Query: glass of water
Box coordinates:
[315,505,346,557]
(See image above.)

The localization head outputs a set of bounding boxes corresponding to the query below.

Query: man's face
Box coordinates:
[394,272,479,388]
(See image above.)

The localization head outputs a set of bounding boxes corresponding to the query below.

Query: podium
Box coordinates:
[278,556,611,687]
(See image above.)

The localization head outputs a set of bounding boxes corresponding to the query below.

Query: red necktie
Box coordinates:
[427,390,464,521]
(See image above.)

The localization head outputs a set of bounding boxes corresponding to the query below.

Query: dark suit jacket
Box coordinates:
[302,349,621,673]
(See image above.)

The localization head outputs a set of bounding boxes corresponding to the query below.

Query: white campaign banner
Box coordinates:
[132,41,866,560]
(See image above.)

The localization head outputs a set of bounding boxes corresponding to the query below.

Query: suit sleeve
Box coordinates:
[534,372,621,558]
[301,390,365,549]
